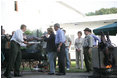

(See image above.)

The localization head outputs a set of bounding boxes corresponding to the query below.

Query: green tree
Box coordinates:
[24,29,33,35]
[32,29,43,37]
[86,7,117,16]
[38,29,43,37]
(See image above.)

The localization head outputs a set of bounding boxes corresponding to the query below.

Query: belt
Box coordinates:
[93,45,97,47]
[83,46,89,48]
[56,43,64,46]
[56,43,65,47]
[11,40,20,46]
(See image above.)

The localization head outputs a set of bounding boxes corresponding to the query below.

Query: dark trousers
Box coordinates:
[4,41,22,75]
[83,47,92,72]
[57,43,66,74]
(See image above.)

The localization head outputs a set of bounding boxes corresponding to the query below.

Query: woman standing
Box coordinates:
[43,28,56,75]
[75,31,84,69]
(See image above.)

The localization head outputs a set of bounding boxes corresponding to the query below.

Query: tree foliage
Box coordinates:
[32,29,43,37]
[24,29,43,37]
[24,29,33,35]
[86,7,117,16]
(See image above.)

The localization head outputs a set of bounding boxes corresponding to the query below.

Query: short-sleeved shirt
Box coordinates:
[65,36,71,47]
[90,34,101,46]
[83,34,93,48]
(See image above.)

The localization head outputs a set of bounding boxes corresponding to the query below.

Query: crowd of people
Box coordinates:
[1,23,101,78]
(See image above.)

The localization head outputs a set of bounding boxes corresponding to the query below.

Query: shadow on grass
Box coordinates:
[20,61,87,73]
[55,61,87,73]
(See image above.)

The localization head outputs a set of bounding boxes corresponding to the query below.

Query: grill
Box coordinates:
[21,41,49,72]
[90,46,117,78]
[89,32,117,78]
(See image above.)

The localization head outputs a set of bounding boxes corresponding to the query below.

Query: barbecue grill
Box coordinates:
[91,47,117,78]
[21,40,48,72]
[91,23,117,78]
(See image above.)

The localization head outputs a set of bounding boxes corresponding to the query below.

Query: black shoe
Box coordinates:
[48,73,55,75]
[14,74,22,77]
[4,73,12,78]
[85,70,90,72]
[85,70,92,73]
[56,73,66,75]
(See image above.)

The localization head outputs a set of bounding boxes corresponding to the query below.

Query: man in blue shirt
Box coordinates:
[89,29,101,46]
[54,23,66,75]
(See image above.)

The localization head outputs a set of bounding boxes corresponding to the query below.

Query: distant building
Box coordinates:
[60,14,117,59]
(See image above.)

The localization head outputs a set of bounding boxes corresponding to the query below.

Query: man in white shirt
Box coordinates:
[4,24,27,78]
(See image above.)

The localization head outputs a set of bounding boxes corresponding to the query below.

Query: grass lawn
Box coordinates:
[66,61,86,73]
[55,61,86,73]
[21,61,87,73]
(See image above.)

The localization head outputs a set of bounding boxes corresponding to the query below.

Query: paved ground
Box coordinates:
[1,71,93,78]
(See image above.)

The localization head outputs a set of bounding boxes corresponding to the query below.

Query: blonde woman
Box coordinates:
[75,31,84,69]
[43,28,56,75]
